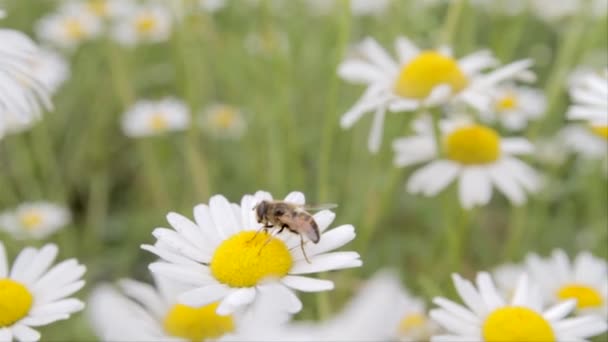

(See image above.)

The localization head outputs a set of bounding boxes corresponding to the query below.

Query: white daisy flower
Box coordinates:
[0,242,86,342]
[567,68,607,125]
[0,202,71,241]
[141,191,361,315]
[559,124,607,160]
[526,249,608,318]
[430,272,608,341]
[121,97,190,137]
[112,3,173,46]
[393,117,541,209]
[0,29,52,137]
[531,0,607,22]
[223,270,409,341]
[479,85,546,131]
[35,5,102,50]
[64,0,134,20]
[338,36,533,152]
[199,104,247,140]
[88,275,287,341]
[492,263,526,300]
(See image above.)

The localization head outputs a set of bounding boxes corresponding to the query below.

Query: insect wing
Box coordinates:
[302,203,338,211]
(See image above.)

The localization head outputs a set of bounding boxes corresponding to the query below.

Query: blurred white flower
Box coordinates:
[430,272,608,341]
[121,97,190,137]
[0,202,71,240]
[492,263,526,299]
[35,5,102,49]
[531,0,607,22]
[559,124,607,160]
[0,29,52,138]
[0,242,86,342]
[112,3,173,46]
[526,249,608,318]
[338,36,532,152]
[393,117,541,209]
[200,104,247,140]
[200,0,226,12]
[479,85,546,131]
[142,191,361,316]
[566,68,607,125]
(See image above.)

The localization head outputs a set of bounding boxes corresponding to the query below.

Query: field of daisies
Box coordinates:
[0,0,607,341]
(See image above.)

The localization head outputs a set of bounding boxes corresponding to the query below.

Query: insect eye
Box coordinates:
[274,209,284,216]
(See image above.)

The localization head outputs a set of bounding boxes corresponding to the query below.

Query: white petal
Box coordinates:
[19,314,69,327]
[432,297,479,324]
[9,247,37,281]
[12,325,40,342]
[359,37,398,74]
[32,259,85,294]
[0,242,7,278]
[395,36,419,63]
[289,251,361,274]
[424,84,452,106]
[258,283,303,313]
[313,210,336,233]
[388,98,419,112]
[0,328,11,342]
[367,106,386,153]
[117,279,165,320]
[432,335,481,342]
[337,60,385,84]
[554,315,608,338]
[281,275,334,292]
[178,283,231,307]
[141,243,202,266]
[429,309,479,336]
[19,244,58,285]
[166,212,209,252]
[501,138,534,155]
[291,225,356,261]
[451,274,488,317]
[148,262,211,286]
[284,192,305,205]
[209,195,241,238]
[459,168,492,209]
[216,288,257,315]
[543,300,577,321]
[340,89,388,128]
[151,228,209,262]
[422,161,460,196]
[476,272,505,311]
[37,280,85,305]
[488,162,526,205]
[30,298,84,316]
[192,204,222,245]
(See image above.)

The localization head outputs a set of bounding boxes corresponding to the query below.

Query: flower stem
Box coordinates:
[438,0,466,46]
[503,205,526,260]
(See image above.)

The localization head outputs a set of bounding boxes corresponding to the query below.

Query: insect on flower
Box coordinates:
[252,200,338,263]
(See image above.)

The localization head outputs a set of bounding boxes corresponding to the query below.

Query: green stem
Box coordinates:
[83,172,109,259]
[438,0,466,46]
[446,201,471,272]
[503,205,526,260]
[138,141,170,209]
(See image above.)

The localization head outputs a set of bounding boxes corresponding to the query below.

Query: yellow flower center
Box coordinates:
[135,14,158,34]
[445,125,501,165]
[19,211,43,230]
[0,279,33,327]
[394,51,468,99]
[149,113,168,131]
[212,107,237,129]
[590,125,608,140]
[163,302,234,341]
[482,306,555,342]
[495,94,518,112]
[63,18,85,40]
[210,231,292,288]
[557,284,603,309]
[87,0,108,16]
[399,313,427,333]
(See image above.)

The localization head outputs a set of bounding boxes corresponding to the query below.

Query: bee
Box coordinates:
[251,200,337,263]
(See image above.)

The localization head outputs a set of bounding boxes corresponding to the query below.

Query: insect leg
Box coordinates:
[258,229,281,256]
[300,234,311,264]
[248,226,269,242]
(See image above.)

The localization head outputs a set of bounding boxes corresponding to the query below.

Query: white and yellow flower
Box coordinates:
[200,104,247,140]
[142,191,361,315]
[567,68,607,126]
[0,202,71,240]
[338,36,532,152]
[121,98,190,137]
[393,117,541,209]
[0,242,86,342]
[559,124,607,160]
[35,5,102,49]
[66,0,134,20]
[479,85,546,131]
[526,249,608,317]
[112,3,173,46]
[430,272,608,341]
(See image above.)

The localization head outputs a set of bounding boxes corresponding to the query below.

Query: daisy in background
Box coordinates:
[64,0,134,21]
[0,242,86,342]
[492,263,526,299]
[199,0,227,13]
[112,3,173,46]
[337,35,532,152]
[199,104,247,140]
[393,116,541,209]
[121,97,190,137]
[88,275,289,341]
[35,4,102,50]
[0,202,71,240]
[478,85,546,131]
[430,272,608,341]
[567,68,607,123]
[526,249,608,318]
[559,124,607,161]
[141,191,361,316]
[0,24,52,138]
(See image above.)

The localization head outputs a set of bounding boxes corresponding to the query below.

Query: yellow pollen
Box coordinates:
[399,313,426,333]
[211,231,292,288]
[163,302,234,341]
[394,51,468,99]
[482,306,555,342]
[87,0,108,16]
[445,125,501,165]
[590,125,608,140]
[0,279,33,327]
[557,284,603,309]
[19,211,43,230]
[149,114,168,131]
[63,19,85,40]
[495,94,518,112]
[135,14,158,34]
[212,107,237,129]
